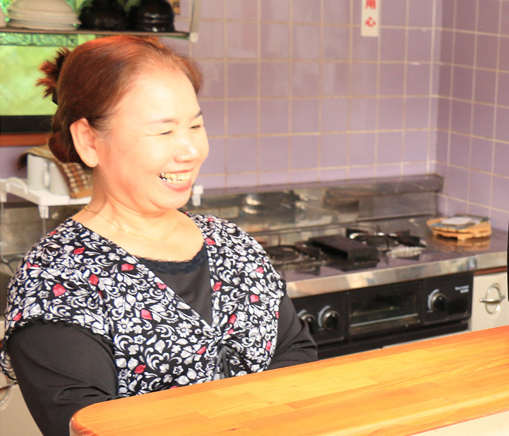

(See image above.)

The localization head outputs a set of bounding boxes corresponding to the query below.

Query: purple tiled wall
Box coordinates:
[180,0,509,229]
[177,0,441,193]
[436,0,509,230]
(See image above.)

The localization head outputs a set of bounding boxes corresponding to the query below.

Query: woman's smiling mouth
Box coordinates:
[159,172,192,184]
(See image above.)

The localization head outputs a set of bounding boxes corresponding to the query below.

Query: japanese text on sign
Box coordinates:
[361,0,380,37]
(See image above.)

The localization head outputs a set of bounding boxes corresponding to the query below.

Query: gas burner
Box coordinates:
[266,245,300,262]
[265,242,329,268]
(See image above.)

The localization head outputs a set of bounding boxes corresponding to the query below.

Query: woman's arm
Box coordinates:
[268,294,318,370]
[7,322,118,436]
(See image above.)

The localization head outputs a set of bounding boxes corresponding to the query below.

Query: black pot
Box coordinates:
[79,0,128,31]
[128,0,175,33]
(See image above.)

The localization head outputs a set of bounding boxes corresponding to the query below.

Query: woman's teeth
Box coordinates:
[159,172,191,184]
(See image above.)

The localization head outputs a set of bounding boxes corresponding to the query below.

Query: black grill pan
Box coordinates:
[310,235,379,262]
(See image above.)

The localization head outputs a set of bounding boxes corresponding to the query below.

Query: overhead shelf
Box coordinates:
[0,0,201,46]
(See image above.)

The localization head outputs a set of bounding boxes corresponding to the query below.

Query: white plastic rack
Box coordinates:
[0,177,90,219]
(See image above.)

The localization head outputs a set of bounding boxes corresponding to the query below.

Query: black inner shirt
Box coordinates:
[137,242,213,324]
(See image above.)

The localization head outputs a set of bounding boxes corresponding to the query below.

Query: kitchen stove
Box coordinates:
[187,175,507,360]
[260,223,476,359]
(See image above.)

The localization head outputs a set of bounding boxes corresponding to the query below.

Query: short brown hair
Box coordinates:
[37,35,202,165]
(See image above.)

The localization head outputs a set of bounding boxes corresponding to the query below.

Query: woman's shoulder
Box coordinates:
[186,212,226,226]
[187,213,250,239]
[4,219,112,348]
[21,218,111,269]
[24,219,76,258]
[186,212,267,253]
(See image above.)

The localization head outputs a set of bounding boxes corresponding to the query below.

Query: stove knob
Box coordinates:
[429,291,447,312]
[322,309,340,331]
[298,311,317,334]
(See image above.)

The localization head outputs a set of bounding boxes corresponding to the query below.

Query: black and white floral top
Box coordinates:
[0,214,285,395]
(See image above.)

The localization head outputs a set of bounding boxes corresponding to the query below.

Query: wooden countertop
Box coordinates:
[70,326,509,436]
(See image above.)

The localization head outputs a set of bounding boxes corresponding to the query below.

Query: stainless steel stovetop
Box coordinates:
[270,225,507,299]
[185,175,507,300]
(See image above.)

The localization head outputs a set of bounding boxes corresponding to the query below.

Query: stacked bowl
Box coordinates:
[7,0,80,30]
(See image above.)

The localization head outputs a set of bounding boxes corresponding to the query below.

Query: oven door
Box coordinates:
[346,281,422,339]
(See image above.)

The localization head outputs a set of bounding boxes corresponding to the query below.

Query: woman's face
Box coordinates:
[91,66,209,214]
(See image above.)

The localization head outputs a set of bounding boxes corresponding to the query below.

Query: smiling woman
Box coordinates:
[0,35,317,436]
[70,64,209,253]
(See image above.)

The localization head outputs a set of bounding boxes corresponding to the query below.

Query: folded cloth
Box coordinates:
[17,145,93,199]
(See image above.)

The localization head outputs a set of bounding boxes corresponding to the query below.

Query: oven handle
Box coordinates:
[479,296,506,304]
[479,283,506,305]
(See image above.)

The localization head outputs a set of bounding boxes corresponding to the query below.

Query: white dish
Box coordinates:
[8,0,75,15]
[7,7,77,18]
[8,10,79,25]
[7,19,77,30]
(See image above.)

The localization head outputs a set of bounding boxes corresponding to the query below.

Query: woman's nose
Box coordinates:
[174,137,199,161]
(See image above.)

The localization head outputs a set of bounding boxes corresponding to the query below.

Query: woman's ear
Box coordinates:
[70,118,100,168]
